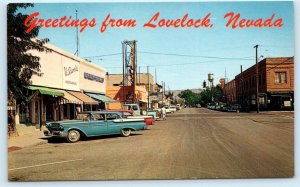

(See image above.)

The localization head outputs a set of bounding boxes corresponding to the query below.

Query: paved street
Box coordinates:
[8,108,294,181]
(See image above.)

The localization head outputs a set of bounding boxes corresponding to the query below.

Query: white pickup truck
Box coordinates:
[124,103,158,120]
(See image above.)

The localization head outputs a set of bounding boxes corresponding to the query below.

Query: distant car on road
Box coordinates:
[176,104,182,110]
[44,111,147,143]
[170,105,177,113]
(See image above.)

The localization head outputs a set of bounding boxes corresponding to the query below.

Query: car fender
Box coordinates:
[66,127,88,138]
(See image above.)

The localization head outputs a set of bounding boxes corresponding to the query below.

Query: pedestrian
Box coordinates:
[161,107,166,120]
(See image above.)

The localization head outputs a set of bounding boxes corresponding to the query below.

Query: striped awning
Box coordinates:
[67,91,99,105]
[85,93,117,103]
[28,86,64,97]
[58,90,83,104]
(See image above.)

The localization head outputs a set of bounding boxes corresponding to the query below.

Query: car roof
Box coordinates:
[79,111,122,115]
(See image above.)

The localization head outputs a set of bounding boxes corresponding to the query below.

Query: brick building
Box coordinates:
[234,57,294,111]
[223,79,236,104]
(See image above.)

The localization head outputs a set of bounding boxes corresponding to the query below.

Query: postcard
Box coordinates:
[7,1,294,181]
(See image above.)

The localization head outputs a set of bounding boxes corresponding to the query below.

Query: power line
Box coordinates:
[83,53,123,59]
[84,51,254,61]
[266,57,293,72]
[138,51,253,60]
[104,58,253,69]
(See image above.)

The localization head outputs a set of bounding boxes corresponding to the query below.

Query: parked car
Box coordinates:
[104,110,154,125]
[221,104,231,112]
[164,105,176,113]
[44,111,147,143]
[176,104,182,110]
[170,105,177,112]
[227,104,242,112]
[124,103,158,120]
[215,103,225,111]
[103,110,133,117]
[207,103,214,109]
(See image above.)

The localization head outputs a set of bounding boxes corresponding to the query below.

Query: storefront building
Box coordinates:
[106,73,163,109]
[223,79,236,104]
[22,42,109,127]
[234,57,294,111]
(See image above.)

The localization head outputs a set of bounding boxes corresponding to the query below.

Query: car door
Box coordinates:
[88,113,107,136]
[106,113,123,134]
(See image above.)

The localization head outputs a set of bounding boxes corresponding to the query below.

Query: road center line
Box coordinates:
[8,158,83,171]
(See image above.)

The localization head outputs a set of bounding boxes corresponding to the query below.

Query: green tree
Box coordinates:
[7,3,49,132]
[212,85,223,102]
[199,89,211,106]
[178,90,201,106]
[199,85,223,106]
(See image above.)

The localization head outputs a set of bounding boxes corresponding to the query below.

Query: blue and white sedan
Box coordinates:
[44,111,147,143]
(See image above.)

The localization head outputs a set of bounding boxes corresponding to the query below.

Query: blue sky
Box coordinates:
[19,1,294,90]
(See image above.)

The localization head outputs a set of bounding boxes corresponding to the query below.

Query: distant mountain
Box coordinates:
[171,88,203,99]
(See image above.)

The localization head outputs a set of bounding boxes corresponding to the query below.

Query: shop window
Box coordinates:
[275,72,287,84]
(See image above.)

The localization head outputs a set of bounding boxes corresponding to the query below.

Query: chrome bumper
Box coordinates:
[44,130,66,137]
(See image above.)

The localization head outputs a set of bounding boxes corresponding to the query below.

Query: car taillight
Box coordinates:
[144,118,153,125]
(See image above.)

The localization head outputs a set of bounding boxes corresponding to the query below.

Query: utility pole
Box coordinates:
[147,66,150,110]
[224,68,227,103]
[155,68,157,84]
[240,65,244,109]
[122,42,125,104]
[138,66,141,85]
[254,44,259,113]
[161,81,164,106]
[75,10,79,56]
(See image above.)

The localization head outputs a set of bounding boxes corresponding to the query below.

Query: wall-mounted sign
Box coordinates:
[84,72,104,83]
[64,65,78,76]
[62,58,80,90]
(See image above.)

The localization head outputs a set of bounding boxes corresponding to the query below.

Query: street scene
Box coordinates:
[8,108,293,180]
[7,2,294,181]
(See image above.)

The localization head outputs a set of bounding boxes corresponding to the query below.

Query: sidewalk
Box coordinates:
[257,111,294,118]
[8,124,48,152]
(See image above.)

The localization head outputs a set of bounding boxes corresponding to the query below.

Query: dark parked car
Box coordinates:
[227,104,242,112]
[221,104,232,112]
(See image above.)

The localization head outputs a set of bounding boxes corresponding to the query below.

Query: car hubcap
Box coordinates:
[69,131,78,141]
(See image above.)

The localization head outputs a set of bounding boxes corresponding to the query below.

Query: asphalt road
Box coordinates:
[8,108,294,181]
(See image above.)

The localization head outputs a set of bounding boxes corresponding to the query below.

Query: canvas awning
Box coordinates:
[139,99,149,103]
[58,90,83,104]
[85,93,117,103]
[67,91,99,105]
[28,86,64,97]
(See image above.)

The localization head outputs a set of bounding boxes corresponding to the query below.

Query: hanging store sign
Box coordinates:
[84,72,104,83]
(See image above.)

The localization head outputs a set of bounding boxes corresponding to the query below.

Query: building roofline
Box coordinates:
[33,38,107,72]
[235,56,294,78]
